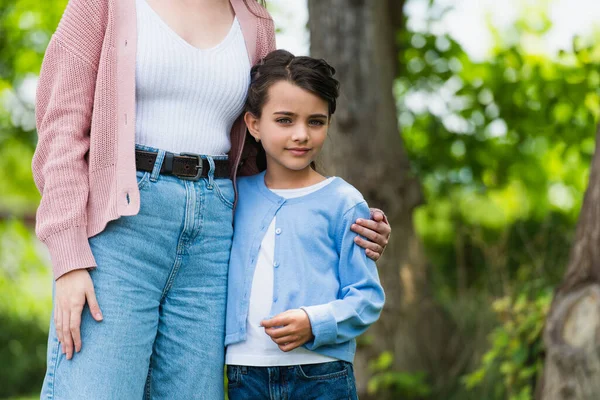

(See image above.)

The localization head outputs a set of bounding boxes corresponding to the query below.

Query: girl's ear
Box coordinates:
[244,112,261,141]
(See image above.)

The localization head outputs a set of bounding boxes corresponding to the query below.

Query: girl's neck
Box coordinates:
[264,165,326,190]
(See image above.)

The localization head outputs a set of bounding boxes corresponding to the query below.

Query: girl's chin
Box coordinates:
[276,161,314,172]
[267,156,317,172]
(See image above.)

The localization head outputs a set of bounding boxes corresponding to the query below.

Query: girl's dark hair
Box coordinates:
[245,50,340,171]
[246,49,339,118]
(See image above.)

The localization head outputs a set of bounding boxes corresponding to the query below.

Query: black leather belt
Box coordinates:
[135,150,230,180]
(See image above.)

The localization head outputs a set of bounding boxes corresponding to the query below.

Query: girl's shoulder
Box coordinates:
[326,178,369,214]
[236,173,263,193]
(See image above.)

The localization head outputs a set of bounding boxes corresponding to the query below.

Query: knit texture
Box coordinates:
[32,0,275,279]
[135,0,251,156]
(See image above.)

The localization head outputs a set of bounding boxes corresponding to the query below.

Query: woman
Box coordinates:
[32,0,391,398]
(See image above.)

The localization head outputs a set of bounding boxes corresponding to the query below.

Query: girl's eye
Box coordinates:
[276,118,292,124]
[309,120,326,126]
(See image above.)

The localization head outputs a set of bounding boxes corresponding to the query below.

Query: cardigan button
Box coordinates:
[273,261,279,268]
[275,228,282,235]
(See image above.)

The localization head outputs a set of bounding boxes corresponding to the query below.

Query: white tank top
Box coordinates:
[134,0,251,156]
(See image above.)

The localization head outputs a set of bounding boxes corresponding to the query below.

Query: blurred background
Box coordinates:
[2,0,600,398]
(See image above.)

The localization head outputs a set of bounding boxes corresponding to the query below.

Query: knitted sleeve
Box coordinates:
[237,2,275,177]
[256,10,276,58]
[31,0,108,280]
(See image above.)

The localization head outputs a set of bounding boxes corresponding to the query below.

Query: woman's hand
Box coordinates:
[352,208,391,261]
[55,269,103,360]
[261,309,314,352]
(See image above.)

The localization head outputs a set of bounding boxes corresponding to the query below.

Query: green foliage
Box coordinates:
[0,138,40,217]
[398,2,597,299]
[462,290,552,400]
[0,219,52,398]
[6,397,38,400]
[0,3,56,395]
[0,0,67,149]
[396,2,596,398]
[367,351,432,399]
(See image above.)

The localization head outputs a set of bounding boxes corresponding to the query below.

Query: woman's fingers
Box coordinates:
[86,286,103,321]
[70,307,83,353]
[55,304,63,344]
[352,219,390,247]
[354,236,384,254]
[53,269,103,360]
[352,216,391,261]
[62,309,73,359]
[351,221,378,243]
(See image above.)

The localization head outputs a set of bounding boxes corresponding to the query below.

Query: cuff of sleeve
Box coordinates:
[43,226,97,280]
[301,304,337,350]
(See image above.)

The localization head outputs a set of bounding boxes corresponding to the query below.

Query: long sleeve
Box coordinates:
[31,0,107,279]
[301,202,385,349]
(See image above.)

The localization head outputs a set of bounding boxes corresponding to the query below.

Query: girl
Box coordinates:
[33,0,390,398]
[225,50,385,400]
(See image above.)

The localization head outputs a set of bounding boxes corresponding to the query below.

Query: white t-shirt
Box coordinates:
[226,178,339,366]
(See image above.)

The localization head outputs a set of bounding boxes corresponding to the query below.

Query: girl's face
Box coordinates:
[245,80,329,175]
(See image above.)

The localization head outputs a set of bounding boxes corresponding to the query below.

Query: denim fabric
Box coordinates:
[227,361,358,400]
[40,145,235,400]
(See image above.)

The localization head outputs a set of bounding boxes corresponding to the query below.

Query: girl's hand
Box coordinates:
[352,208,391,261]
[261,309,314,352]
[55,269,103,360]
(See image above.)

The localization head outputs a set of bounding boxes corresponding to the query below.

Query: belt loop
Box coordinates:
[206,156,216,189]
[150,150,166,182]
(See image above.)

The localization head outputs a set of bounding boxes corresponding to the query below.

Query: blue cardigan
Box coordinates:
[225,171,385,363]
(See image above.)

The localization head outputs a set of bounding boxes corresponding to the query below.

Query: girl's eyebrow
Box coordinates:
[273,111,328,119]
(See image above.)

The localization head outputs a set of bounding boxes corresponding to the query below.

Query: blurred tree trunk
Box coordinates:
[539,124,600,399]
[308,1,459,397]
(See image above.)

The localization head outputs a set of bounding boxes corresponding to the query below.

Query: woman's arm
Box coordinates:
[32,0,108,360]
[33,0,107,279]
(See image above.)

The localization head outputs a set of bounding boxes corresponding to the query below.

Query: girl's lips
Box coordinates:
[287,149,311,156]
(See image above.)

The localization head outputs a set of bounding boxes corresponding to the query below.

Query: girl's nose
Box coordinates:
[292,126,309,142]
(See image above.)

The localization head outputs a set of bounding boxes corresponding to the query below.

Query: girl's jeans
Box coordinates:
[226,361,358,400]
[41,145,235,399]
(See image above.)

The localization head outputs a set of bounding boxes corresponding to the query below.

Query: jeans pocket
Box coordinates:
[136,170,150,190]
[296,361,349,381]
[212,178,235,209]
[226,365,241,388]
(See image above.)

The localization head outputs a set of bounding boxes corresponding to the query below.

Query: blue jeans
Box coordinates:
[41,145,235,399]
[227,361,358,400]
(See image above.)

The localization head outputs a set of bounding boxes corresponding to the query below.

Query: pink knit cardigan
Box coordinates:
[32,0,276,279]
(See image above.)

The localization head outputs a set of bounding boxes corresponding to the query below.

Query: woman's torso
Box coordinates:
[134,0,251,156]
